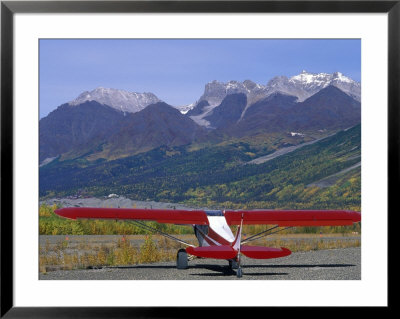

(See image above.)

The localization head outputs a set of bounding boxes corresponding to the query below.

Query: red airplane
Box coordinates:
[55,207,361,277]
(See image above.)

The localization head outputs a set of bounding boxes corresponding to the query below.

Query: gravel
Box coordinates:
[41,196,210,210]
[245,133,336,165]
[39,247,360,280]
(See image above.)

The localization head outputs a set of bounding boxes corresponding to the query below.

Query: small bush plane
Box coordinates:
[55,207,361,277]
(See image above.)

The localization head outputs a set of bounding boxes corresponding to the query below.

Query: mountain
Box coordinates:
[186,100,210,116]
[243,92,298,119]
[39,101,126,162]
[40,71,361,164]
[188,71,360,126]
[221,86,360,136]
[39,73,361,212]
[203,93,247,129]
[265,71,361,102]
[282,85,361,130]
[40,100,206,163]
[175,102,197,114]
[69,87,161,113]
[226,92,299,136]
[188,80,266,126]
[101,102,206,158]
[197,80,260,107]
[40,124,361,212]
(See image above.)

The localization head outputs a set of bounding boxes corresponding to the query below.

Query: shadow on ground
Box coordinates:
[244,264,355,269]
[95,263,354,278]
[98,263,354,270]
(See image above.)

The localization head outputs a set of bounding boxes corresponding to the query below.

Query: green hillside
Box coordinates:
[40,124,360,211]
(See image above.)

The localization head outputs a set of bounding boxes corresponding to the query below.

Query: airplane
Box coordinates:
[55,207,361,277]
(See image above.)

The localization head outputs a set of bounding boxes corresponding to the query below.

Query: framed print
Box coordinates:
[1,0,397,316]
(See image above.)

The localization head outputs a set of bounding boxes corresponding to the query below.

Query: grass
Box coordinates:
[39,233,360,273]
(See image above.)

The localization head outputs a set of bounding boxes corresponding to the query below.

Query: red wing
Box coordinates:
[55,207,209,225]
[186,246,237,259]
[224,210,361,226]
[240,246,292,259]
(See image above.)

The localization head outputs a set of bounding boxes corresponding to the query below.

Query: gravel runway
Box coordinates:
[39,247,360,280]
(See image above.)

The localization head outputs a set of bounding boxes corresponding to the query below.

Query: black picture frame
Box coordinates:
[1,0,396,317]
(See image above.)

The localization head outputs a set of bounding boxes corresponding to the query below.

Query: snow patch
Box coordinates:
[290,132,305,137]
[69,87,161,114]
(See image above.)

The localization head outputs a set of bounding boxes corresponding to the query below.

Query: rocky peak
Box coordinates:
[69,87,161,113]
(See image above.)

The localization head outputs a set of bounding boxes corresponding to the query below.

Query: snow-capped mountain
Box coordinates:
[187,80,266,126]
[40,100,205,162]
[69,87,161,113]
[200,80,248,106]
[188,71,360,127]
[175,102,196,114]
[216,86,360,137]
[195,79,265,108]
[40,73,361,163]
[266,71,361,102]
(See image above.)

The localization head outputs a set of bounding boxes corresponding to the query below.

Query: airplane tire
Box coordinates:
[236,268,243,278]
[229,260,239,269]
[176,249,188,269]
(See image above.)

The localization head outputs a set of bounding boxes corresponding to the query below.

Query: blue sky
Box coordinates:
[40,39,361,118]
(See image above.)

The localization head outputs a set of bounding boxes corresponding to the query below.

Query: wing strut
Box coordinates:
[242,226,293,244]
[128,220,195,247]
[233,213,244,278]
[242,225,279,244]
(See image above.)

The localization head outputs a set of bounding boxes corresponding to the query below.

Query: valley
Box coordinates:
[40,124,360,211]
[39,71,361,211]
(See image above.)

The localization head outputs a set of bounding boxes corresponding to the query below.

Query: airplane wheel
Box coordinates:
[176,249,188,269]
[236,268,243,278]
[229,260,238,269]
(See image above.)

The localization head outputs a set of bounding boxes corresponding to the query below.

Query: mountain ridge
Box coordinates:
[40,71,361,163]
[51,70,359,122]
[187,71,360,126]
[40,100,206,162]
[69,87,161,114]
[208,85,360,137]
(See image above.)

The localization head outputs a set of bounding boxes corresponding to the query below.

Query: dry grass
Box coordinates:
[39,234,360,273]
[39,234,189,273]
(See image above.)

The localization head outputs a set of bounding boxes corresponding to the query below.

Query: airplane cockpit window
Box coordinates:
[204,210,223,216]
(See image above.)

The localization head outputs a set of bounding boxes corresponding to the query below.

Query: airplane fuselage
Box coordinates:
[193,210,235,247]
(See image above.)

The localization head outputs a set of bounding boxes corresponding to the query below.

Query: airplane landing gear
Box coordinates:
[236,267,243,278]
[176,248,188,269]
[229,259,239,269]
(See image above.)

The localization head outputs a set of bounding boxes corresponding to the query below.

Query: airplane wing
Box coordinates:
[224,210,361,226]
[55,207,360,227]
[55,207,209,225]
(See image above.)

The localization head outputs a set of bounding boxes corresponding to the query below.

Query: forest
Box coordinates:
[40,124,361,212]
